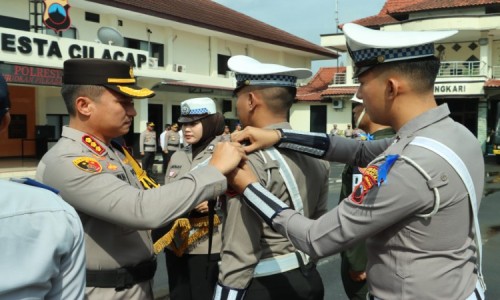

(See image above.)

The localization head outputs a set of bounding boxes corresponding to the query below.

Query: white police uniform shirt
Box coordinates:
[272,105,483,299]
[140,129,156,152]
[0,179,85,299]
[36,126,227,300]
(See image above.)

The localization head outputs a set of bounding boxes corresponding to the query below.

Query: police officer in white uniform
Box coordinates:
[229,24,486,300]
[35,58,247,300]
[140,121,157,174]
[0,74,86,299]
[214,56,330,300]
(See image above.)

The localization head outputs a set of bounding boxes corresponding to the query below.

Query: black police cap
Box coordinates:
[63,58,155,99]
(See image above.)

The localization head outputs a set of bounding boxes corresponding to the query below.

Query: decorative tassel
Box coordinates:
[152,215,221,256]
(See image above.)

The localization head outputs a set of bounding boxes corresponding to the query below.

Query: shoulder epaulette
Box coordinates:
[82,135,106,156]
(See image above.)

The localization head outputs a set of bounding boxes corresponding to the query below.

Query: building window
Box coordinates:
[8,114,27,139]
[0,16,29,31]
[125,37,164,66]
[46,114,69,139]
[45,27,77,39]
[218,54,230,75]
[85,12,100,23]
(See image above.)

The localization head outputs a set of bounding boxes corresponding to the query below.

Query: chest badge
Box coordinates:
[107,162,119,171]
[73,157,103,173]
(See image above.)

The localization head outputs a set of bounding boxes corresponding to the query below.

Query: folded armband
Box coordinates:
[276,128,330,158]
[213,282,246,300]
[242,183,289,229]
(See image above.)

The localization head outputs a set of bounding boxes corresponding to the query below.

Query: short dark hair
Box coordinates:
[252,86,296,114]
[374,57,440,93]
[61,84,106,116]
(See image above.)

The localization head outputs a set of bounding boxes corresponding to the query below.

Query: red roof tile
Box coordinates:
[296,67,358,102]
[322,87,359,96]
[484,79,500,88]
[390,0,500,13]
[87,0,337,58]
[350,0,500,27]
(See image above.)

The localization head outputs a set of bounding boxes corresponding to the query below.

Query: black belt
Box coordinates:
[86,256,157,291]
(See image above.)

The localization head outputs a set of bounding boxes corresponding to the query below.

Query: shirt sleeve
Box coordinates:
[37,154,227,230]
[272,159,433,260]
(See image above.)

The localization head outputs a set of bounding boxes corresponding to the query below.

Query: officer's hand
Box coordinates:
[141,151,145,156]
[194,201,209,213]
[231,126,281,153]
[227,161,258,194]
[348,270,367,282]
[209,142,247,175]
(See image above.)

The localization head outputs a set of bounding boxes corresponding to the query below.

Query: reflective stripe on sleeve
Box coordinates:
[242,183,289,229]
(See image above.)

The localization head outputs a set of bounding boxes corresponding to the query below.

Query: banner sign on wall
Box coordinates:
[0,63,62,86]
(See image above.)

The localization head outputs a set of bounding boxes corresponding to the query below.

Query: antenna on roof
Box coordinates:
[335,0,339,33]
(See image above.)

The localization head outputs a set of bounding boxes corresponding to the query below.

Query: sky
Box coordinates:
[213,0,387,72]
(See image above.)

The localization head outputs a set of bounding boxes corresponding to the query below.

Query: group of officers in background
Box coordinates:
[0,22,486,300]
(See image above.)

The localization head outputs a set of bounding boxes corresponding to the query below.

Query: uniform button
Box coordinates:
[441,174,448,181]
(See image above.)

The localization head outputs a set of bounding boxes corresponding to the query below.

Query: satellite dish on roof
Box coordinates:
[97,27,124,47]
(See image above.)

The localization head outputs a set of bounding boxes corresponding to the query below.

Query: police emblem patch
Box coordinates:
[351,165,378,204]
[73,157,103,173]
[43,0,71,33]
[181,103,191,116]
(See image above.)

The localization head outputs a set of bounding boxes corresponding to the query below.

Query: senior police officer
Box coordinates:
[214,56,330,300]
[229,24,486,299]
[36,58,246,300]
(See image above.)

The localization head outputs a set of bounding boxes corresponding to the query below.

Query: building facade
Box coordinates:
[0,0,337,158]
[320,0,500,152]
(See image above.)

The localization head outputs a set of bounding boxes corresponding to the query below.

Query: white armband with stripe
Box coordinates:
[242,182,290,229]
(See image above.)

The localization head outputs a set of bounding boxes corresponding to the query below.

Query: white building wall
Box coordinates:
[291,102,354,133]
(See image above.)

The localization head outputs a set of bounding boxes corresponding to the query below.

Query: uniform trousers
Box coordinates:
[244,265,324,300]
[165,249,220,300]
[162,152,169,174]
[142,151,156,174]
[340,251,368,300]
[163,150,177,174]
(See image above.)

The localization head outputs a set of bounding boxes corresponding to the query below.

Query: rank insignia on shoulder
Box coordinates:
[351,165,378,204]
[207,144,215,152]
[73,157,103,173]
[82,135,106,156]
